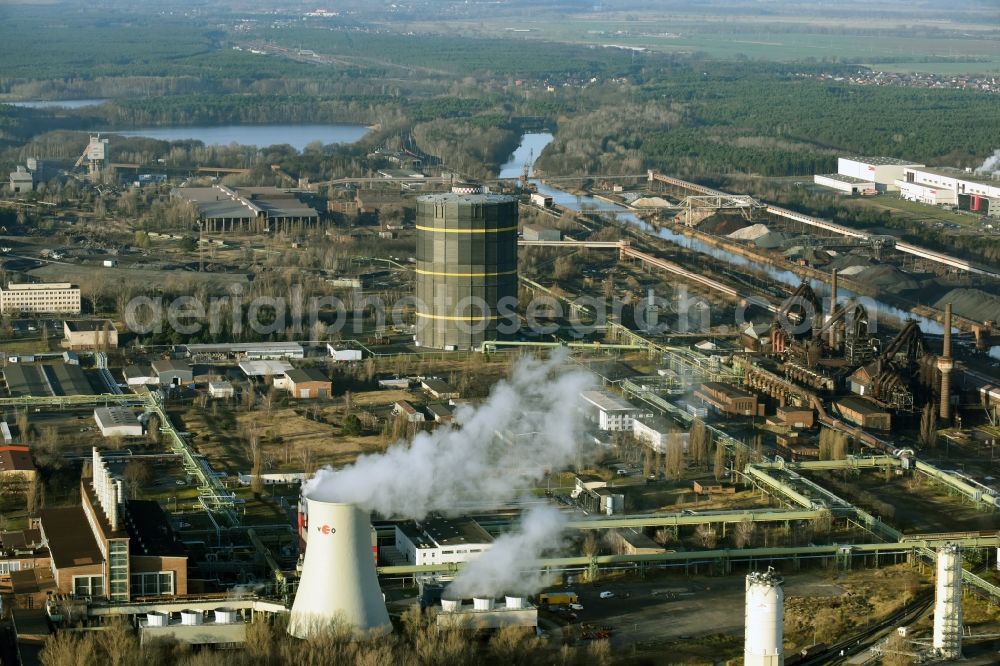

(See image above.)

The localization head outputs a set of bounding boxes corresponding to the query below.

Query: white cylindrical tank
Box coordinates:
[288,499,391,638]
[744,569,784,666]
[933,544,963,659]
[505,595,526,610]
[214,607,239,625]
[146,612,167,627]
[472,597,495,611]
[180,610,203,626]
[441,598,462,613]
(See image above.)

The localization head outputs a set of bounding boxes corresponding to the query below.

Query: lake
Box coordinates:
[110,124,370,151]
[6,99,109,109]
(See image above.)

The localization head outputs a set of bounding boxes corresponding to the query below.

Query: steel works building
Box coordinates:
[414,188,518,350]
[37,449,187,601]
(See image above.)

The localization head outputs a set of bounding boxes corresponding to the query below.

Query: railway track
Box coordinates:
[796,589,935,665]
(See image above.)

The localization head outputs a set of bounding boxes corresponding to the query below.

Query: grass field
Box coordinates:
[398,13,1000,73]
[844,194,985,228]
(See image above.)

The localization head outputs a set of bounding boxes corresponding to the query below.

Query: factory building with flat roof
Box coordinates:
[836,156,924,192]
[171,185,320,233]
[3,362,95,397]
[94,407,144,438]
[394,516,493,566]
[897,166,1000,215]
[64,319,118,350]
[414,189,518,350]
[580,390,650,431]
[0,282,81,315]
[812,173,877,196]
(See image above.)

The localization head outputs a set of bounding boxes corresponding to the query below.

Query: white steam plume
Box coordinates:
[445,505,568,599]
[303,350,594,518]
[975,149,1000,175]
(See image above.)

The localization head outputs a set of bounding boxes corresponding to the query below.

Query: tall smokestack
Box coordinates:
[288,499,391,638]
[744,569,784,666]
[828,269,838,348]
[938,303,954,421]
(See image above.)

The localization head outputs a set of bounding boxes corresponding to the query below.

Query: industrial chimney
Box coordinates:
[932,544,963,660]
[744,568,784,666]
[288,499,391,638]
[938,303,954,421]
[828,268,838,348]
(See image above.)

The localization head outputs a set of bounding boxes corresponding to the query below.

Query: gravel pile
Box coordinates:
[755,231,797,249]
[727,223,770,241]
[854,265,921,294]
[934,289,1000,324]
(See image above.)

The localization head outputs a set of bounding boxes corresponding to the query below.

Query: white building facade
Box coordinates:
[394,518,493,567]
[580,390,649,431]
[837,156,924,192]
[0,283,81,315]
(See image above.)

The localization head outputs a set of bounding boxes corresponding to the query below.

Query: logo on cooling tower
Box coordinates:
[316,524,336,535]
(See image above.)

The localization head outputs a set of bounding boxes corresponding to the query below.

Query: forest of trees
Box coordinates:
[37,612,614,666]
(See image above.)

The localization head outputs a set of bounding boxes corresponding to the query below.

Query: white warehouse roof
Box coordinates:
[580,390,637,413]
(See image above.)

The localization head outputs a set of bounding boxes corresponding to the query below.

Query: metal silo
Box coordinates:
[288,499,391,638]
[744,568,784,666]
[933,544,963,659]
[415,188,518,350]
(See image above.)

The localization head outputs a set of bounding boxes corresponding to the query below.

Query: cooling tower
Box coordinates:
[414,189,518,350]
[744,569,784,666]
[933,544,963,659]
[288,499,391,638]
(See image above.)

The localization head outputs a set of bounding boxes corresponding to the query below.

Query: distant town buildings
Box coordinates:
[0,282,81,315]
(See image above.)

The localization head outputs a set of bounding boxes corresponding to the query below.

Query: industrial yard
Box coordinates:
[1,2,1000,664]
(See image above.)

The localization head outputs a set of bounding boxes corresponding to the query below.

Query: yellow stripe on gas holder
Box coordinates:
[415,225,519,234]
[414,311,500,321]
[414,268,518,277]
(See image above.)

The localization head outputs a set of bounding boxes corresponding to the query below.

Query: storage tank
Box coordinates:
[505,595,527,610]
[744,569,784,666]
[146,611,168,627]
[414,191,518,350]
[441,597,462,613]
[288,499,391,638]
[180,610,203,626]
[214,608,239,625]
[933,544,963,659]
[472,597,495,611]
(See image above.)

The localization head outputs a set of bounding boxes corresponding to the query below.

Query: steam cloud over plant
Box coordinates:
[975,148,1000,175]
[303,350,593,518]
[446,505,568,598]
